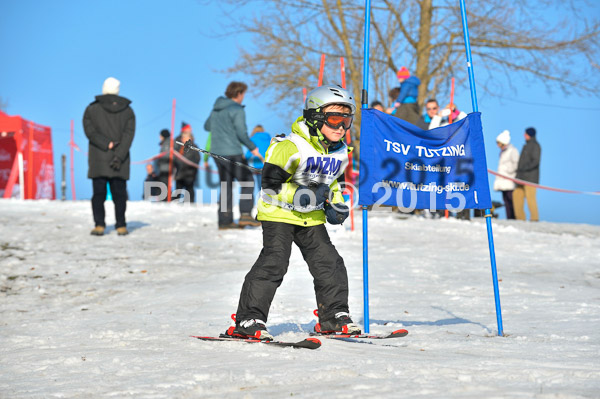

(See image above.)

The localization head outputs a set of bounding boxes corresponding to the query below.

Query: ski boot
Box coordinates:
[314,310,361,335]
[225,314,274,340]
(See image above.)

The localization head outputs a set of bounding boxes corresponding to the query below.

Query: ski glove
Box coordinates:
[293,183,331,208]
[325,202,349,224]
[109,156,121,171]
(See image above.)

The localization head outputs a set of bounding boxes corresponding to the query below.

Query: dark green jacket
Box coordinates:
[516,137,541,184]
[203,96,256,156]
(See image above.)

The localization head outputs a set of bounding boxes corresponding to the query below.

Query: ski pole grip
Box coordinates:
[183,140,193,154]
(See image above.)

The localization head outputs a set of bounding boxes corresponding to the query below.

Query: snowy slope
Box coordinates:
[1,199,599,398]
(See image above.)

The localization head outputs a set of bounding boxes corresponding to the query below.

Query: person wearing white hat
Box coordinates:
[493,130,519,219]
[83,77,136,236]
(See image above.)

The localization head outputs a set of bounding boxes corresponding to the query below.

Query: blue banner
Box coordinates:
[358,109,492,210]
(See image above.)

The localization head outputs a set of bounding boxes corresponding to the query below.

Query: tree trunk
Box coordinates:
[416,0,433,107]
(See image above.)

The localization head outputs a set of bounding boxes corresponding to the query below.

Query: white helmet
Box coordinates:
[303,85,355,144]
[304,85,356,114]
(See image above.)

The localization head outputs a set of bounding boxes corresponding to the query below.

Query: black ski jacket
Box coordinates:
[83,94,135,180]
[173,136,201,181]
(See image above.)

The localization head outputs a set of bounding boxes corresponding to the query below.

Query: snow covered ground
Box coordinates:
[1,199,599,398]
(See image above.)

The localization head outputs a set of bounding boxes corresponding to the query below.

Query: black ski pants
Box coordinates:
[502,190,515,220]
[215,155,255,226]
[236,221,349,323]
[91,177,128,228]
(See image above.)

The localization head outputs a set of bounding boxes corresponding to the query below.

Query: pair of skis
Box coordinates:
[192,312,408,350]
[192,329,408,350]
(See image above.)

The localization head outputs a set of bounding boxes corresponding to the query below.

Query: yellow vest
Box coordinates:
[257,117,349,227]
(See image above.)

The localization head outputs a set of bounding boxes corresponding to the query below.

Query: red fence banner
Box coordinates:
[488,169,600,196]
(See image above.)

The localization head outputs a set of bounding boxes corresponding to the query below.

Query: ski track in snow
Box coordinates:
[1,199,599,398]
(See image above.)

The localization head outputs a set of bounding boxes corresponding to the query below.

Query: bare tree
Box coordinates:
[0,96,8,112]
[213,0,599,152]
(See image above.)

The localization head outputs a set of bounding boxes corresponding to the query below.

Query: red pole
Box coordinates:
[70,119,76,200]
[340,57,355,231]
[27,121,33,199]
[318,54,326,86]
[340,57,346,89]
[303,87,307,103]
[167,98,176,201]
[449,77,456,124]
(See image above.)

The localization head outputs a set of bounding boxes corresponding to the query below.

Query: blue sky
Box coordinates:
[1,0,599,225]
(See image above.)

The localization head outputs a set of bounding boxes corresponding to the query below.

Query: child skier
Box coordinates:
[226,84,360,340]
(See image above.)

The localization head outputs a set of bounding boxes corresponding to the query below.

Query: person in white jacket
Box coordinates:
[430,102,469,219]
[429,103,467,129]
[493,130,519,219]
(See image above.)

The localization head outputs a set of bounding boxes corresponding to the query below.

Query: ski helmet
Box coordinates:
[303,85,356,144]
[304,85,356,114]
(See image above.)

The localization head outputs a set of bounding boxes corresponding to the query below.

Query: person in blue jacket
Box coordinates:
[387,67,421,125]
[245,124,271,192]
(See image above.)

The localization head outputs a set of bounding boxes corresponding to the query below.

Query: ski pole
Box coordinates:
[177,141,263,174]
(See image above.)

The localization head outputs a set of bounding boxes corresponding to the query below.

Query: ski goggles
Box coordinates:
[314,112,354,130]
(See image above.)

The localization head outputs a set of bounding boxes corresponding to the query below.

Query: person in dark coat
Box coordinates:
[173,122,200,202]
[204,81,263,229]
[513,127,541,221]
[83,77,135,236]
[153,129,171,200]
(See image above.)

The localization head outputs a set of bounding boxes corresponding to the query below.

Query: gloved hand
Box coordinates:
[324,202,349,224]
[293,183,330,207]
[109,156,121,171]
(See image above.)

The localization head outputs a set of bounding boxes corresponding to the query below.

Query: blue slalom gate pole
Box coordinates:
[361,0,372,333]
[459,0,504,336]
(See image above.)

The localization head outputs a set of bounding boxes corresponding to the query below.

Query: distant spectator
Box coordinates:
[83,77,135,236]
[416,99,439,130]
[493,130,519,219]
[244,124,271,191]
[429,103,467,129]
[173,122,201,202]
[514,127,541,221]
[388,67,421,125]
[386,87,401,115]
[153,128,171,200]
[431,103,469,219]
[143,163,160,200]
[370,100,384,112]
[417,98,443,218]
[204,81,263,229]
